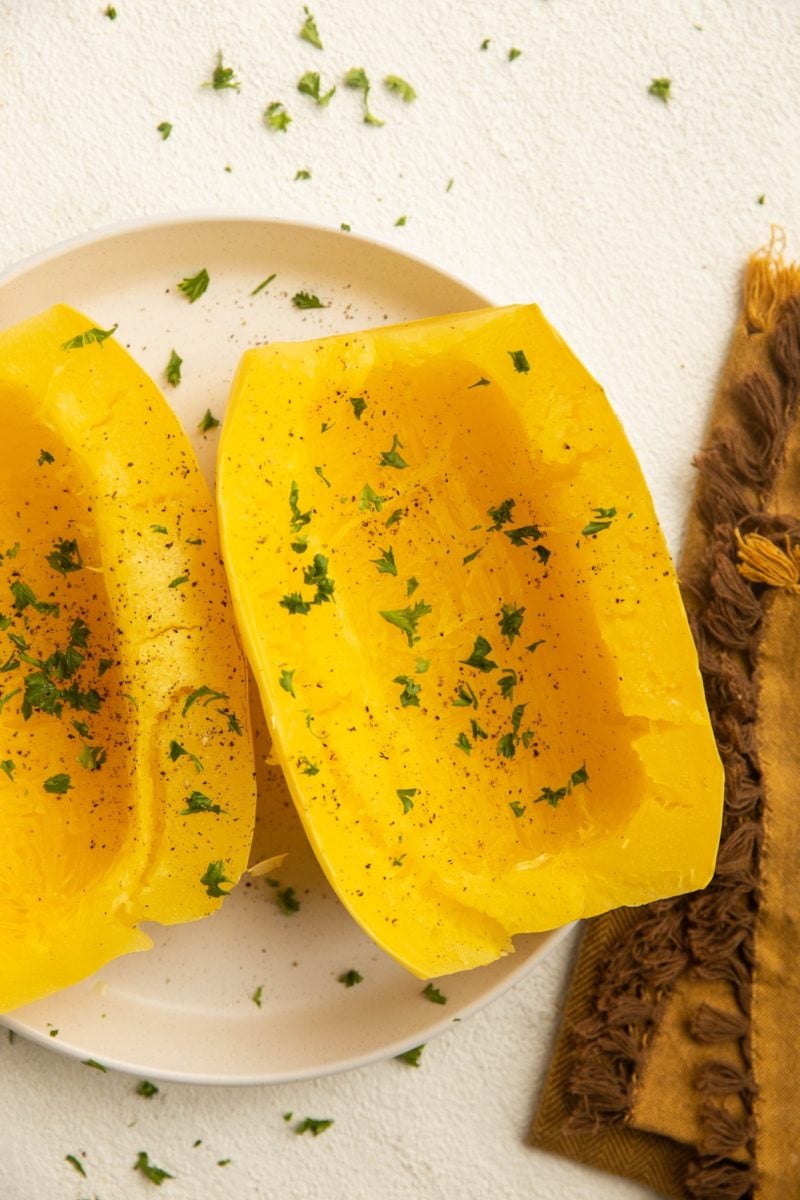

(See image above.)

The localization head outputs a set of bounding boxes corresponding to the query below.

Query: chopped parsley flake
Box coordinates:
[165,349,182,386]
[393,674,421,707]
[65,1154,86,1177]
[134,1151,174,1186]
[534,764,589,808]
[395,215,407,227]
[527,639,545,653]
[289,480,312,534]
[379,434,408,469]
[279,668,296,697]
[385,507,404,527]
[151,524,168,534]
[201,859,232,897]
[251,273,276,295]
[487,498,515,530]
[276,885,300,914]
[264,101,292,131]
[252,985,263,1007]
[296,1117,333,1136]
[649,77,671,102]
[508,349,530,373]
[82,1058,107,1071]
[582,506,617,536]
[182,685,229,715]
[297,70,335,106]
[156,121,172,139]
[415,657,430,673]
[480,37,490,50]
[0,759,14,780]
[462,548,483,565]
[384,74,416,102]
[47,538,83,575]
[344,66,384,125]
[183,790,224,815]
[338,969,363,987]
[303,553,335,604]
[299,5,323,49]
[452,681,478,709]
[510,800,525,818]
[295,168,312,180]
[77,744,106,772]
[204,51,241,91]
[280,592,312,615]
[470,718,488,740]
[341,222,351,231]
[61,323,118,350]
[497,670,517,700]
[37,449,55,465]
[499,603,525,644]
[380,600,432,647]
[198,408,220,432]
[137,1081,159,1098]
[455,731,471,754]
[297,756,320,776]
[104,5,117,18]
[168,741,203,771]
[168,575,189,589]
[406,576,419,596]
[372,546,397,576]
[422,982,447,1005]
[44,773,71,794]
[497,732,516,759]
[468,376,490,388]
[314,465,331,488]
[396,1044,424,1066]
[177,268,210,303]
[508,47,522,61]
[349,396,367,419]
[360,483,387,512]
[504,524,545,547]
[292,290,326,309]
[461,635,498,672]
[397,787,417,813]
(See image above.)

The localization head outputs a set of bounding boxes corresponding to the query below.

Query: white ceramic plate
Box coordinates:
[0,215,568,1084]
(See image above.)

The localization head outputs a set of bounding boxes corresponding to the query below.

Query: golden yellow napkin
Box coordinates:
[531,237,800,1199]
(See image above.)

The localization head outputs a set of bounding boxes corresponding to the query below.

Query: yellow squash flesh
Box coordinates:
[0,305,256,1013]
[218,304,724,979]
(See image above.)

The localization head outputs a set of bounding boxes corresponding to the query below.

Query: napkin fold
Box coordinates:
[531,236,800,1200]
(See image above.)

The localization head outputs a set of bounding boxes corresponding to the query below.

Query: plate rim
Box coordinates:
[0,211,570,1085]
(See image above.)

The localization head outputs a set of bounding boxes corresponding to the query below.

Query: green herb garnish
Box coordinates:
[508,349,530,373]
[201,860,232,897]
[349,396,367,419]
[397,787,417,813]
[487,498,515,529]
[182,684,228,715]
[104,5,117,18]
[196,409,220,434]
[280,592,312,615]
[380,600,432,647]
[65,1154,86,1176]
[379,434,408,469]
[649,77,671,102]
[165,349,182,386]
[499,603,525,644]
[251,273,276,295]
[0,759,14,780]
[289,480,312,535]
[46,538,82,576]
[168,575,189,589]
[468,377,490,389]
[61,324,118,350]
[299,5,323,48]
[77,744,106,772]
[582,506,617,536]
[296,1117,333,1136]
[264,101,292,131]
[276,885,300,914]
[534,764,589,808]
[82,1058,107,1071]
[297,756,319,776]
[297,70,335,106]
[470,719,488,740]
[37,449,55,465]
[504,524,545,547]
[156,121,172,139]
[384,74,416,102]
[508,47,522,61]
[455,731,471,754]
[338,969,363,987]
[452,681,478,708]
[303,553,335,604]
[252,985,263,1007]
[510,800,525,818]
[44,773,71,794]
[314,465,331,488]
[371,546,397,576]
[134,1151,174,1186]
[344,67,384,125]
[177,268,210,303]
[279,668,296,697]
[396,1044,424,1066]
[203,51,240,91]
[182,790,223,815]
[422,982,447,1005]
[292,290,326,309]
[295,168,312,180]
[394,215,407,227]
[137,1081,159,1098]
[497,670,517,700]
[359,484,387,512]
[462,548,482,565]
[461,635,497,672]
[393,674,421,707]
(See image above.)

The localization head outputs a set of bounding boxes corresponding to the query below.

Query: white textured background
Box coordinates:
[1,1,799,1197]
